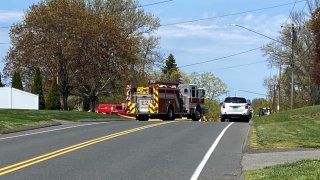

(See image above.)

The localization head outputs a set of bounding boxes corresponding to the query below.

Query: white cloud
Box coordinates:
[0,10,24,23]
[235,14,287,37]
[157,22,264,46]
[244,14,254,22]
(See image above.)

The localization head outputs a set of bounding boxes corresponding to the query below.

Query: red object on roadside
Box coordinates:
[97,104,112,114]
[97,103,127,115]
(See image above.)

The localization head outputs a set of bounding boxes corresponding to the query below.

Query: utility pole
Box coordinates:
[277,65,281,112]
[272,84,276,111]
[290,24,295,109]
[231,24,296,109]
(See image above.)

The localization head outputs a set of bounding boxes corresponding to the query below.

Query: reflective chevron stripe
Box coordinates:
[153,87,159,112]
[149,103,155,113]
[127,101,136,114]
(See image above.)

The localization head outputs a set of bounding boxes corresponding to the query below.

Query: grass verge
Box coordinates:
[245,160,320,180]
[0,109,130,132]
[248,105,320,149]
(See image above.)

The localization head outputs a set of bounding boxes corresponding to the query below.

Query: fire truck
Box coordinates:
[126,81,206,121]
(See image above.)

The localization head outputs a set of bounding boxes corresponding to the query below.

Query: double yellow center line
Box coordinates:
[0,121,174,176]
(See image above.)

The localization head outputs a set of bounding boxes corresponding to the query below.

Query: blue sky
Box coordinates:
[0,0,307,101]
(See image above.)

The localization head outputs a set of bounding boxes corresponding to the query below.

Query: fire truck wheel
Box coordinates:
[192,109,202,121]
[164,106,175,121]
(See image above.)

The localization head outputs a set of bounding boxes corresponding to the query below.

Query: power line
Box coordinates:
[237,90,268,96]
[126,0,174,10]
[178,47,261,68]
[139,0,174,8]
[231,24,290,47]
[0,27,10,29]
[161,0,307,26]
[197,60,267,73]
[301,1,308,12]
[0,43,10,45]
[283,0,297,25]
[212,60,267,71]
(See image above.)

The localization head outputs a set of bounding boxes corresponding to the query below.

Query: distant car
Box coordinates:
[220,96,252,122]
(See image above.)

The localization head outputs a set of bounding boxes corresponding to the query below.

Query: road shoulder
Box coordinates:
[242,148,320,170]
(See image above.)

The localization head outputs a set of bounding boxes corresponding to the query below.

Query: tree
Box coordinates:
[31,67,45,109]
[204,99,221,121]
[188,72,227,121]
[262,2,320,108]
[308,6,320,105]
[190,72,228,100]
[162,54,178,75]
[161,54,182,82]
[3,0,160,111]
[12,71,23,90]
[309,7,320,85]
[263,75,278,108]
[3,0,87,110]
[46,78,61,110]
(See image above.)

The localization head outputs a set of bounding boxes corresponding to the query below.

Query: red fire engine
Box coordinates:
[126,81,206,121]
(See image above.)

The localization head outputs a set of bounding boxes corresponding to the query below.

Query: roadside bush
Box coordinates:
[67,96,82,111]
[204,99,220,121]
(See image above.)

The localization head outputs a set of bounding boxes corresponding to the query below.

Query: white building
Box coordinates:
[0,87,39,110]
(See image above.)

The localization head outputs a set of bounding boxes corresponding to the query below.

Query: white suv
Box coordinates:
[220,96,252,122]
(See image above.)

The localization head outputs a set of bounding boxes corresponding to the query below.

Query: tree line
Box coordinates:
[262,0,320,110]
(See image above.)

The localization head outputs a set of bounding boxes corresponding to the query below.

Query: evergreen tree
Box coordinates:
[162,54,178,75]
[161,54,181,82]
[46,78,61,110]
[31,68,46,109]
[12,71,23,90]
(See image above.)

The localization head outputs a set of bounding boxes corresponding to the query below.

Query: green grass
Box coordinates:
[245,160,320,180]
[0,109,129,132]
[249,105,320,149]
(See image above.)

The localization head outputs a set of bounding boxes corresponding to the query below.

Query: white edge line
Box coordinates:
[190,122,234,180]
[0,122,110,141]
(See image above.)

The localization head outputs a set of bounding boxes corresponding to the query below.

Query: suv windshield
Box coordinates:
[224,97,246,103]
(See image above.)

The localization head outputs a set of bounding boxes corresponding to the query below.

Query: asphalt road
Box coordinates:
[0,121,249,180]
